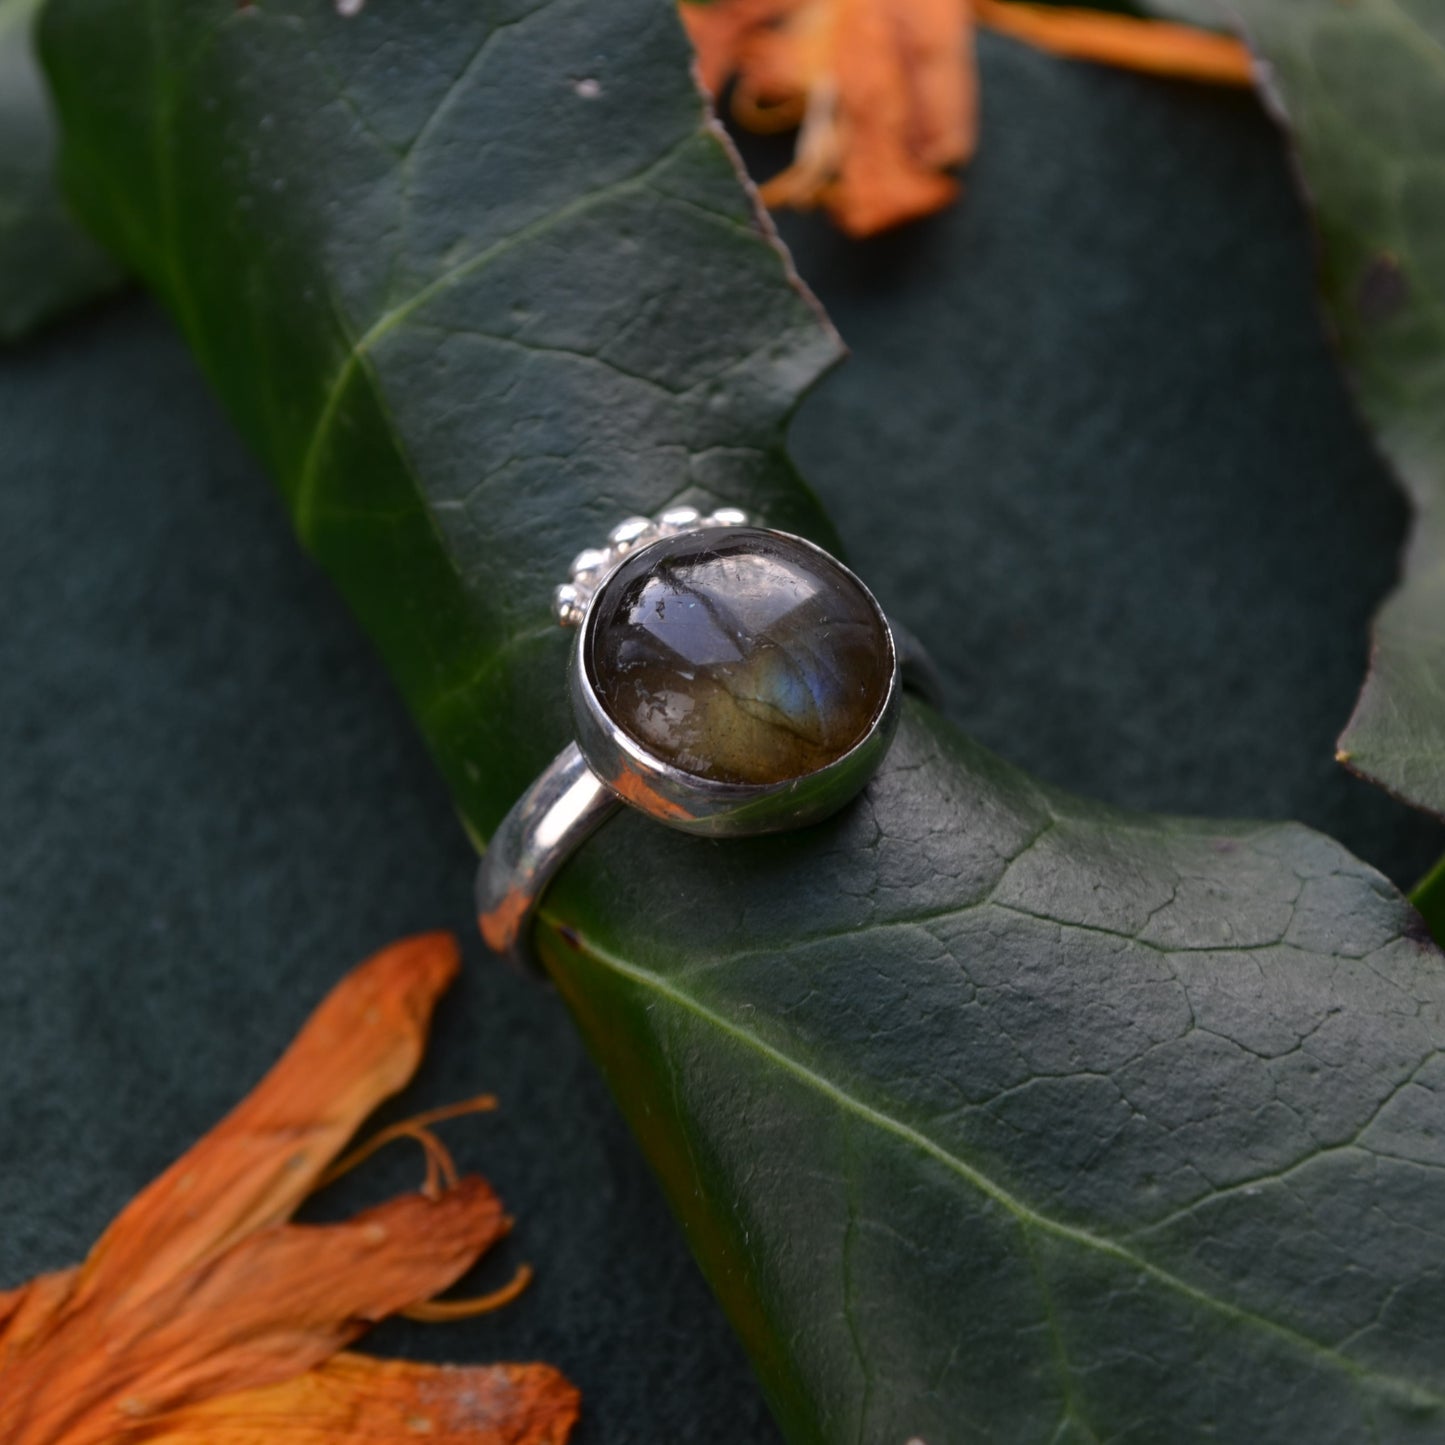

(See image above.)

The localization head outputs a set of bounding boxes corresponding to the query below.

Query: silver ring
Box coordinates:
[475,506,935,975]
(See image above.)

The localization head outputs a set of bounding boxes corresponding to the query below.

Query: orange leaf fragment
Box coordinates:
[0,1270,78,1371]
[134,1354,578,1445]
[972,0,1253,87]
[0,933,580,1445]
[682,0,1254,236]
[682,0,977,237]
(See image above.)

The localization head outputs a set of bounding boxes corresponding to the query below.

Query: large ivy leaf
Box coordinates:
[43,0,839,830]
[41,0,1445,1439]
[1147,0,1445,822]
[552,711,1445,1442]
[0,0,119,340]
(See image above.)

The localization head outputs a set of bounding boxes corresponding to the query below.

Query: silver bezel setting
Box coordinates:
[568,525,901,838]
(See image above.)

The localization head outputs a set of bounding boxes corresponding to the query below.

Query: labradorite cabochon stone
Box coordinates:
[587,527,893,786]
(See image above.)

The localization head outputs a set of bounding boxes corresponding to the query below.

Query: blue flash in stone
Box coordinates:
[588,527,891,785]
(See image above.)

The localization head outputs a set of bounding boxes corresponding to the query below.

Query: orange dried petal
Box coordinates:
[686,0,977,237]
[973,0,1253,86]
[682,0,1252,235]
[679,0,797,94]
[0,937,575,1443]
[0,1270,78,1371]
[830,0,975,233]
[814,152,961,237]
[403,1262,534,1322]
[2,1180,508,1445]
[131,1353,579,1444]
[71,933,460,1317]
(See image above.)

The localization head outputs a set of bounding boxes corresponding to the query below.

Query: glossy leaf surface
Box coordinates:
[41,0,1445,1438]
[549,707,1445,1442]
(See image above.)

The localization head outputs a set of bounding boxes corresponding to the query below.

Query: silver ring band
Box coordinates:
[477,741,617,970]
[475,510,937,975]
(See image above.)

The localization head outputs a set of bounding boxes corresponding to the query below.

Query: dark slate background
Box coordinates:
[2,34,1440,1443]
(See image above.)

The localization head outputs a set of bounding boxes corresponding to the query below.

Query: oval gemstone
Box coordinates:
[586,527,892,785]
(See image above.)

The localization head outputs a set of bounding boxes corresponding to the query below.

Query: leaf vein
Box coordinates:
[558,927,1445,1412]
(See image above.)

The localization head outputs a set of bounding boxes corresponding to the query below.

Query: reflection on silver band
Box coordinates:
[476,742,617,973]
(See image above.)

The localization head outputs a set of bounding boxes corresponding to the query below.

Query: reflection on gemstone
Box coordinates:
[586,527,892,785]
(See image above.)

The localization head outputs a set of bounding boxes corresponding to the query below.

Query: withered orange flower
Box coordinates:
[0,934,579,1445]
[681,0,1255,236]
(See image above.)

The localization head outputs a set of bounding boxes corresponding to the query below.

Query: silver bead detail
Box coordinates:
[553,583,585,627]
[706,507,749,528]
[568,547,612,589]
[657,506,702,534]
[552,504,755,628]
[607,516,654,552]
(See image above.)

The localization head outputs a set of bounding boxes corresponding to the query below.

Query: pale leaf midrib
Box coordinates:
[555,923,1445,1416]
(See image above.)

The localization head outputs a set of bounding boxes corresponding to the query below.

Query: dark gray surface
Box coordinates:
[0,298,779,1443]
[2,30,1442,1445]
[751,36,1445,888]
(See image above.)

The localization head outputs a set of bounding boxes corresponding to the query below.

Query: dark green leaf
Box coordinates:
[1418,854,1445,941]
[43,0,839,830]
[41,0,1445,1439]
[549,708,1445,1442]
[1150,0,1445,821]
[0,0,120,341]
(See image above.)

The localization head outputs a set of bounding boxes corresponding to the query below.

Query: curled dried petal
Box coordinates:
[128,1353,580,1445]
[0,936,577,1445]
[73,933,462,1319]
[683,0,1254,235]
